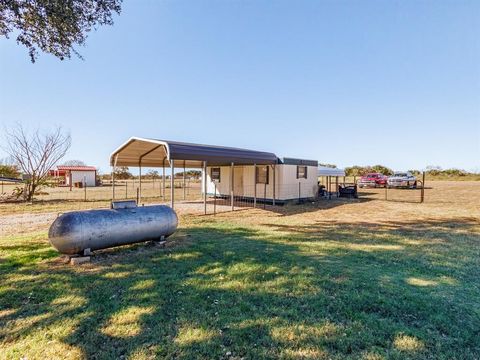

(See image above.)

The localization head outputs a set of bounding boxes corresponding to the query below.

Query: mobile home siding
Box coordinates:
[203,164,317,201]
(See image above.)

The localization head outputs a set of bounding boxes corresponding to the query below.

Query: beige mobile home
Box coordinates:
[204,158,318,203]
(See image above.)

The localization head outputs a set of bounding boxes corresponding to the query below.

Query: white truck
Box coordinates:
[387,172,417,189]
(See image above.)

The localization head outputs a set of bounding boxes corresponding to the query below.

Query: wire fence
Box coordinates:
[317,175,426,203]
[1,172,427,234]
[1,175,426,208]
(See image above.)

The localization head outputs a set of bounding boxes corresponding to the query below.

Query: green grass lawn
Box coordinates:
[1,213,479,359]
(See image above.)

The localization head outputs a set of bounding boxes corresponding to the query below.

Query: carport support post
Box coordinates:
[170,160,174,209]
[421,171,425,203]
[203,161,207,215]
[162,159,166,199]
[231,162,234,211]
[139,162,142,203]
[111,154,118,201]
[111,168,115,200]
[183,161,186,200]
[253,164,257,208]
[272,164,276,206]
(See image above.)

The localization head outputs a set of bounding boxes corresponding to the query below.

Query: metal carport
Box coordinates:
[110,137,278,213]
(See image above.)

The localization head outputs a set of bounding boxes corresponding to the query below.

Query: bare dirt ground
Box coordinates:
[1,181,478,237]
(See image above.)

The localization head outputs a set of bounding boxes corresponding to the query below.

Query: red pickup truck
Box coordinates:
[358,173,387,188]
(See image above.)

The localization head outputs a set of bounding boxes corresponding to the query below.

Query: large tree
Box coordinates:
[0,0,122,62]
[2,124,71,201]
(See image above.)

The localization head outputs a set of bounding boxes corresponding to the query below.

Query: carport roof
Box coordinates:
[110,137,279,168]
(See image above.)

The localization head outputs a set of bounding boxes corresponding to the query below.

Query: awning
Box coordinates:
[110,137,279,168]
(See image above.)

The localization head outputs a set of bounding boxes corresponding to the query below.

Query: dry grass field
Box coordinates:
[0,181,479,359]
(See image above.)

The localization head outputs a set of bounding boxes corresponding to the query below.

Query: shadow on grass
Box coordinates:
[0,217,479,359]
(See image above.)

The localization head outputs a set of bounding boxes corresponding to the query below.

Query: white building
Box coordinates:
[54,166,97,187]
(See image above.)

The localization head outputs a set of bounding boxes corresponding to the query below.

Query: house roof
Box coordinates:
[0,176,23,183]
[57,166,97,171]
[281,158,318,167]
[110,137,279,167]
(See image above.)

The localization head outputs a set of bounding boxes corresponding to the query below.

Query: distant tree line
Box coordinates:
[101,167,202,180]
[0,163,20,179]
[344,165,479,178]
[318,163,337,168]
[344,165,394,176]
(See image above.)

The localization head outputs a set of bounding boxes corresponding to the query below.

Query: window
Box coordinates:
[297,166,307,179]
[256,166,269,184]
[211,167,221,182]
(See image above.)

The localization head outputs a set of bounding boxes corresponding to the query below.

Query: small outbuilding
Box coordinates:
[50,166,97,187]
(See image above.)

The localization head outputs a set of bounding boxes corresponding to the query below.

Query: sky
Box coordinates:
[1,0,479,174]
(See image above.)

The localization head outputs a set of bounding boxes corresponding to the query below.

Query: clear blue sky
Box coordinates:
[1,0,479,173]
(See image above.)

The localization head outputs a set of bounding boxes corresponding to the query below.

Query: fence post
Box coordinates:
[183,161,186,200]
[231,162,234,211]
[264,182,267,209]
[253,164,257,208]
[84,176,87,202]
[136,187,139,204]
[214,182,217,215]
[162,159,166,199]
[385,184,388,201]
[272,164,276,206]
[203,161,207,215]
[335,176,339,197]
[421,171,425,203]
[298,182,301,202]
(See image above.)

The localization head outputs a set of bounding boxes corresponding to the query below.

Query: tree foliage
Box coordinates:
[344,164,478,179]
[2,124,71,201]
[0,0,122,62]
[345,165,393,176]
[370,165,393,176]
[62,159,86,166]
[175,170,202,179]
[114,166,133,180]
[0,164,20,178]
[318,163,337,169]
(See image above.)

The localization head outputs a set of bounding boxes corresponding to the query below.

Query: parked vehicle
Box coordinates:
[358,173,388,188]
[387,172,417,188]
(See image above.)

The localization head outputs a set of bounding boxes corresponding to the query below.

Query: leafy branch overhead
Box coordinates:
[0,0,122,62]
